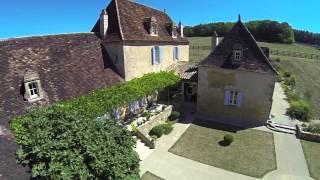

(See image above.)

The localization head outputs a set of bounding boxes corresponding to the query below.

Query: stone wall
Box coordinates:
[104,43,125,78]
[123,44,189,81]
[297,124,320,142]
[197,66,276,125]
[136,105,173,148]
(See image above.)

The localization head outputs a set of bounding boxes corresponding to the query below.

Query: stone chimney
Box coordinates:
[100,9,108,38]
[178,21,184,38]
[212,31,219,51]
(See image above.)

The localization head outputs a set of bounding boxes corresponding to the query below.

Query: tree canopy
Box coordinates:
[185,20,295,44]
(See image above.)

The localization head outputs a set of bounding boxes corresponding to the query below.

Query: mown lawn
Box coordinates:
[301,140,320,180]
[169,120,277,178]
[271,55,320,118]
[141,171,164,180]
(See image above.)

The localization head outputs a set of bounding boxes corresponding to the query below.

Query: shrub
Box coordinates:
[224,134,234,145]
[287,100,312,122]
[283,71,291,78]
[284,76,296,87]
[275,58,281,62]
[149,125,164,138]
[12,106,140,179]
[303,123,320,134]
[169,111,181,121]
[162,123,173,135]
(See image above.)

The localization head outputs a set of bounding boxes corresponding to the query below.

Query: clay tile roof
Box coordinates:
[92,0,189,44]
[167,61,199,81]
[0,33,123,125]
[202,20,277,74]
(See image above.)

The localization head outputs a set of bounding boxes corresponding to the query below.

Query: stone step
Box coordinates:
[267,120,296,130]
[266,124,296,135]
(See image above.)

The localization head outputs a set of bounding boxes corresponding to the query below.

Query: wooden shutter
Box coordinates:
[151,47,156,65]
[237,92,244,107]
[159,47,163,63]
[177,47,180,60]
[224,88,230,105]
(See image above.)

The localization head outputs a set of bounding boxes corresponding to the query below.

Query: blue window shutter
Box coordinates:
[159,47,163,63]
[237,92,244,107]
[173,47,176,61]
[224,89,230,105]
[176,47,180,60]
[152,47,156,65]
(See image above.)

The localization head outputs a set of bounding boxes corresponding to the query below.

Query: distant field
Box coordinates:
[188,37,320,55]
[188,37,320,118]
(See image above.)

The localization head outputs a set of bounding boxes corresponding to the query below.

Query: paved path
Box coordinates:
[269,82,297,127]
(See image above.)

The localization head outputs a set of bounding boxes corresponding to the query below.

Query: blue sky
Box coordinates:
[0,0,319,39]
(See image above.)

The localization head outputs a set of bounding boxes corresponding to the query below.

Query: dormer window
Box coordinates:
[23,69,44,102]
[149,16,158,36]
[28,82,39,99]
[233,44,243,62]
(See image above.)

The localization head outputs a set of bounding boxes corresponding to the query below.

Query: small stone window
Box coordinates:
[171,23,178,38]
[233,44,243,62]
[28,82,39,99]
[150,16,158,36]
[23,69,43,102]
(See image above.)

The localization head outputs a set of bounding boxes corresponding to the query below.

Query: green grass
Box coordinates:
[259,42,320,55]
[272,56,320,118]
[169,120,277,178]
[187,37,320,55]
[141,171,164,180]
[301,140,320,180]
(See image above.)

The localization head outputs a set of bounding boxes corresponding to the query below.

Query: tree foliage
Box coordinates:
[185,20,295,44]
[10,71,180,179]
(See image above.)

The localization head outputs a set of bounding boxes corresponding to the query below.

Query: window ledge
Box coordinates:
[27,96,44,103]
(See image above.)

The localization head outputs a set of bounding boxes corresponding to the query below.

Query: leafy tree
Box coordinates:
[14,106,140,179]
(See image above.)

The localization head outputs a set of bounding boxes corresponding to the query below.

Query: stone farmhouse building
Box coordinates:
[197,16,277,126]
[0,0,189,179]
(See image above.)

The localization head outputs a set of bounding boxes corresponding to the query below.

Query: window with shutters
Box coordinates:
[224,87,243,107]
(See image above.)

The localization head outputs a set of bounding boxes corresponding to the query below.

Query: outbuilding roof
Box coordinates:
[201,18,277,74]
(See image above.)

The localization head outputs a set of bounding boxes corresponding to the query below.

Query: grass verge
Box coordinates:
[301,140,320,180]
[141,171,164,180]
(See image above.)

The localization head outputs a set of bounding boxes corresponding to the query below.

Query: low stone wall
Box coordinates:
[297,124,320,142]
[136,105,173,148]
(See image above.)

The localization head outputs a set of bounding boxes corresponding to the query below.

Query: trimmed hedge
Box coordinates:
[149,123,174,138]
[10,72,180,179]
[149,125,164,138]
[169,111,181,121]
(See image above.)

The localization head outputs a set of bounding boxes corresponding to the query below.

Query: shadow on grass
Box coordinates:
[192,119,248,133]
[218,140,231,147]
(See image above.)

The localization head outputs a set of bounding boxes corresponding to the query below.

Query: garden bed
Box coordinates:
[297,122,320,142]
[132,105,173,148]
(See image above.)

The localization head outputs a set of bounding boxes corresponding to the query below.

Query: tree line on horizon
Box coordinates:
[184,20,320,46]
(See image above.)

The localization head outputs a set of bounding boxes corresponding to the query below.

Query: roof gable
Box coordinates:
[92,0,189,44]
[202,19,277,74]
